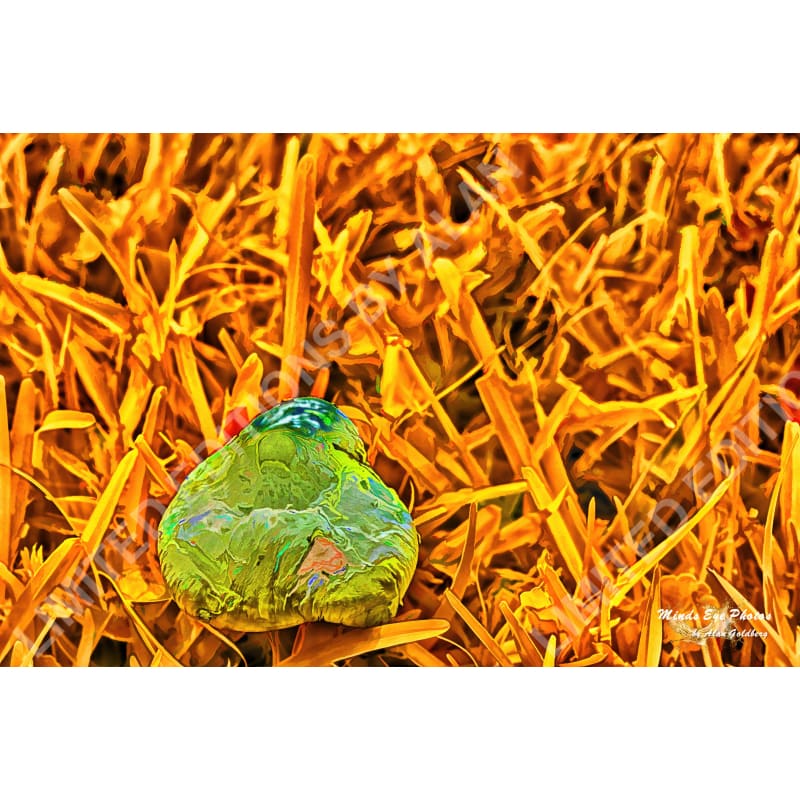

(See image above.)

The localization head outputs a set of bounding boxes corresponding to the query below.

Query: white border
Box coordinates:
[1,1,796,131]
[1,668,796,797]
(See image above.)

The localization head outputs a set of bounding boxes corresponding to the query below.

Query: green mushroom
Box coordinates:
[157,397,419,630]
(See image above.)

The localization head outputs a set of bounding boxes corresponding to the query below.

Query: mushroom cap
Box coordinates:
[157,397,419,630]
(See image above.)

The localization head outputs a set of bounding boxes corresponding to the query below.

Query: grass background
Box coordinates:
[1,132,799,666]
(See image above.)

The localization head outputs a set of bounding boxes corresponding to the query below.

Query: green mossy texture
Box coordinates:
[158,398,419,630]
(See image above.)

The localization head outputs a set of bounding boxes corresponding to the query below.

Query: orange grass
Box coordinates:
[1,133,800,666]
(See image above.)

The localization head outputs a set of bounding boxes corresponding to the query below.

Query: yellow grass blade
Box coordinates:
[523,466,583,584]
[450,502,477,601]
[561,651,611,667]
[611,471,735,607]
[66,336,119,430]
[709,568,798,666]
[75,610,97,667]
[195,619,248,667]
[57,188,145,311]
[444,589,513,666]
[0,376,11,571]
[80,448,139,558]
[134,435,178,496]
[13,272,128,336]
[0,562,24,598]
[280,619,450,666]
[543,635,558,667]
[0,537,78,662]
[279,153,316,400]
[98,570,181,666]
[174,336,219,446]
[498,600,543,667]
[635,565,663,667]
[414,481,527,527]
[397,641,448,667]
[37,409,96,434]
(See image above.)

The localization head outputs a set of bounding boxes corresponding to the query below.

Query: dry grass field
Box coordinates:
[1,132,799,666]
